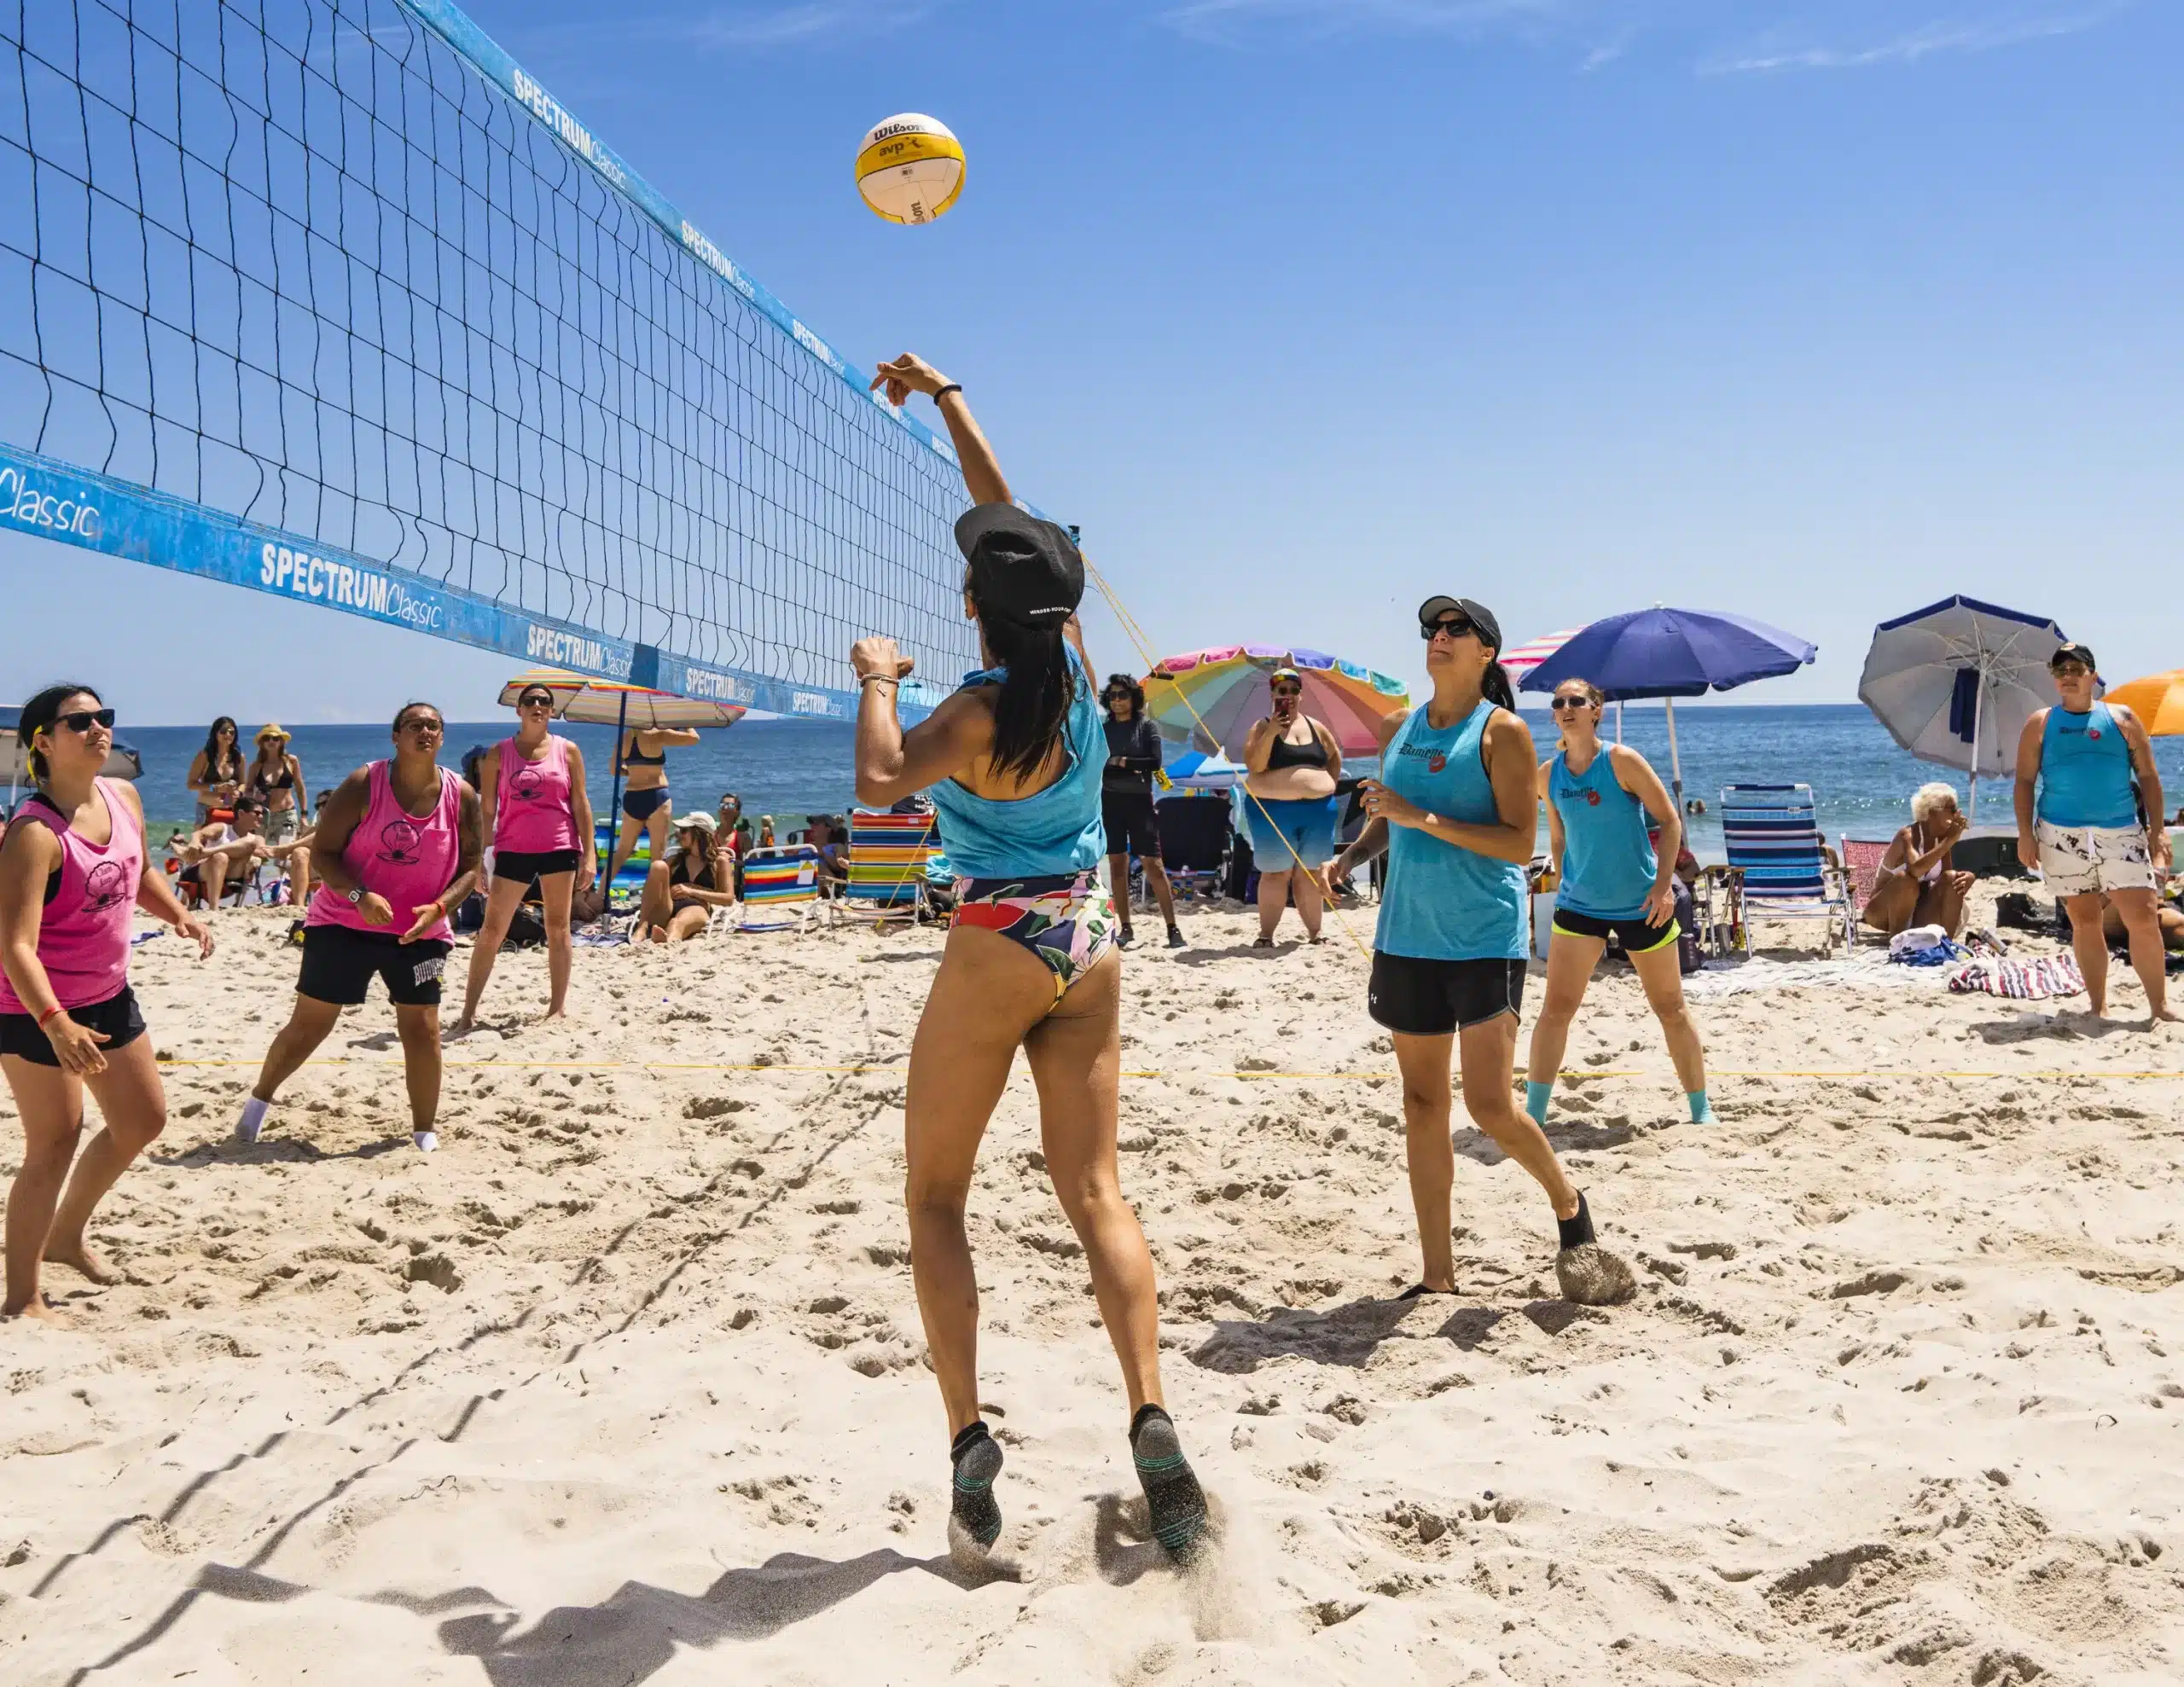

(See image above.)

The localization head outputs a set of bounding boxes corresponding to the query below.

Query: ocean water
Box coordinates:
[55,704,2184,861]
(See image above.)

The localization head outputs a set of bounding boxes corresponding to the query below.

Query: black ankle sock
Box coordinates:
[1130,1405,1208,1559]
[1557,1191,1595,1252]
[950,1421,1004,1550]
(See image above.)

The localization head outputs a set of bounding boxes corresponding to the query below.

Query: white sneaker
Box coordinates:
[412,1131,438,1154]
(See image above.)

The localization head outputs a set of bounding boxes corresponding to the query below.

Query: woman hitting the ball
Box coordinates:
[1322,598,1633,1307]
[853,351,1207,1565]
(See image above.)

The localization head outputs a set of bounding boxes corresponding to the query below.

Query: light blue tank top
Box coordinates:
[1549,746,1658,922]
[1375,699,1528,962]
[2036,703,2137,829]
[925,646,1107,880]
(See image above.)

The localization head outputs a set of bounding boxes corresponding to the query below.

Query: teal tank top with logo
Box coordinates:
[1548,746,1658,923]
[1375,699,1528,962]
[2036,703,2138,830]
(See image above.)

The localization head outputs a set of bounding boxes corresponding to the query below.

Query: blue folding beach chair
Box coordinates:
[1712,784,1855,955]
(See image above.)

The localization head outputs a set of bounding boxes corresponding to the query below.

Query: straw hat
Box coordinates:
[257,722,291,743]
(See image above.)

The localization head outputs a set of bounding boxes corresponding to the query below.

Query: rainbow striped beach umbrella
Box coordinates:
[1143,646,1408,758]
[1501,628,1583,682]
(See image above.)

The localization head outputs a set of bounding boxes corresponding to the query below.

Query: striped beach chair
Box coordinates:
[737,844,822,933]
[1713,785,1854,954]
[838,808,940,926]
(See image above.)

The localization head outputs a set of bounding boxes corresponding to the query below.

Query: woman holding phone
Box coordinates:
[1240,666,1342,947]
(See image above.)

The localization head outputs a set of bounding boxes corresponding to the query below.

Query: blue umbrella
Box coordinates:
[1520,606,1817,800]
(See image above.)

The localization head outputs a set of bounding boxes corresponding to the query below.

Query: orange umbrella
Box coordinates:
[2106,670,2184,736]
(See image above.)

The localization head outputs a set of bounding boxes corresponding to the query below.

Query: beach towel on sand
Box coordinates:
[1947,954,2086,1000]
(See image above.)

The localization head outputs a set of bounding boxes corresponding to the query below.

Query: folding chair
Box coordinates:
[837,809,938,926]
[1154,794,1234,902]
[1838,835,1895,942]
[1708,785,1855,954]
[737,844,822,933]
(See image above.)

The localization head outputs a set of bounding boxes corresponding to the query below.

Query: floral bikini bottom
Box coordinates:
[954,872,1118,1005]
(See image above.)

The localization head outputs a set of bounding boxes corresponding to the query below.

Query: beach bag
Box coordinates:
[1673,882,1703,976]
[504,904,547,948]
[1994,891,2046,932]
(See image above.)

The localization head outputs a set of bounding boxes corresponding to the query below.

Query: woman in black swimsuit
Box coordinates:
[636,814,736,942]
[243,724,311,906]
[607,725,704,886]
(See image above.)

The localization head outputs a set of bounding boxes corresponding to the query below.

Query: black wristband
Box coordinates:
[932,383,962,401]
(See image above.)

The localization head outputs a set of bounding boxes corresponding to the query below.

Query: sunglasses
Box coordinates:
[1550,696,1593,712]
[517,693,556,708]
[1271,686,1302,697]
[2050,663,2089,678]
[399,717,444,734]
[1422,617,1478,642]
[55,708,118,733]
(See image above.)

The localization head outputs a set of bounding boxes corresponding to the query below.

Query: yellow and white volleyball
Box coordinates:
[855,113,965,225]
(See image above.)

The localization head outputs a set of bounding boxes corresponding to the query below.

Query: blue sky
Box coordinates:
[2,0,2177,722]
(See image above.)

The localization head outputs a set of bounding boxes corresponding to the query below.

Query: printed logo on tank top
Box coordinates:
[82,860,129,911]
[1426,752,1446,774]
[379,820,423,864]
[509,766,544,801]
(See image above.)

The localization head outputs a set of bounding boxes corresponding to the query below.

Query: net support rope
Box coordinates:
[0,0,982,717]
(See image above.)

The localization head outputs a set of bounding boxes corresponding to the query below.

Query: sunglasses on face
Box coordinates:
[399,718,444,734]
[1550,696,1592,712]
[518,694,555,709]
[1422,617,1478,642]
[56,708,118,733]
[2051,663,2089,678]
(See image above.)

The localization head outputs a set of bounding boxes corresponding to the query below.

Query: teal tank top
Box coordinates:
[2036,703,2137,829]
[925,646,1107,880]
[1548,746,1658,922]
[1375,699,1528,962]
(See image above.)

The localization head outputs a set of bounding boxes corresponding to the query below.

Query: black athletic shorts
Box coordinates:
[493,847,583,883]
[0,987,147,1067]
[1368,952,1526,1036]
[1550,906,1679,954]
[298,925,453,1007]
[1101,791,1161,857]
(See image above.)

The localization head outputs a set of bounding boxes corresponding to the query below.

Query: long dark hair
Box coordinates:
[200,715,241,780]
[20,682,103,786]
[979,613,1077,783]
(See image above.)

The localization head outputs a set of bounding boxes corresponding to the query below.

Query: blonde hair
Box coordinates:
[1911,782,1960,823]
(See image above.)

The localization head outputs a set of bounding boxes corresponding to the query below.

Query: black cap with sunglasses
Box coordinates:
[1417,596,1502,652]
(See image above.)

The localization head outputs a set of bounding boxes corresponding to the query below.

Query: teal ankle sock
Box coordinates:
[1687,1089,1715,1124]
[1525,1080,1553,1125]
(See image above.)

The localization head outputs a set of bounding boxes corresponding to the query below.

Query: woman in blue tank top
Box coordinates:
[1525,678,1713,1129]
[850,353,1206,1563]
[1325,596,1633,1307]
[2013,641,2174,1023]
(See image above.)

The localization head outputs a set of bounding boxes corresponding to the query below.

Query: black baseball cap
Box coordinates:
[2048,641,2097,673]
[955,504,1084,630]
[1418,595,1503,652]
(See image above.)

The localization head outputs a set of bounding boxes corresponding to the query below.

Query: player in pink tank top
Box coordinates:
[3,685,212,1323]
[236,700,483,1154]
[455,681,595,1032]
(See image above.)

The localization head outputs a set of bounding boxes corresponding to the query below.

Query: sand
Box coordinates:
[2,889,2180,1685]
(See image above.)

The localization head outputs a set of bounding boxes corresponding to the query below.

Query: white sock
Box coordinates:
[412,1130,438,1153]
[236,1095,270,1144]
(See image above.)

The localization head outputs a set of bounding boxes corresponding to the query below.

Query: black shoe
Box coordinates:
[1117,928,1136,948]
[1165,925,1186,948]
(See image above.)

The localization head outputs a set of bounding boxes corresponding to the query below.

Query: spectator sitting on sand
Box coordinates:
[1863,783,1975,938]
[177,796,273,906]
[637,813,736,943]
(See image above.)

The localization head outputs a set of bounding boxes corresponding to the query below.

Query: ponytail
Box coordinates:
[979,615,1076,782]
[1482,660,1515,712]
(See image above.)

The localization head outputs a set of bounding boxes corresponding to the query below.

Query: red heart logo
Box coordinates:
[2088,729,2101,739]
[1426,752,1446,774]
[1586,791,1601,806]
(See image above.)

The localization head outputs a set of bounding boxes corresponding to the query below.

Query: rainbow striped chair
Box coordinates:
[738,844,822,933]
[839,808,941,926]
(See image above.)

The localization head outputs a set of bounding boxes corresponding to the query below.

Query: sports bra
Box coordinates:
[1263,723,1327,772]
[622,734,666,767]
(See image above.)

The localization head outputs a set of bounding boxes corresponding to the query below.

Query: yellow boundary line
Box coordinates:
[146,1058,2180,1081]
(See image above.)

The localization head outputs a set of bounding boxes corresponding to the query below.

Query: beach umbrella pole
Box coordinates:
[603,689,628,882]
[1664,697,1684,806]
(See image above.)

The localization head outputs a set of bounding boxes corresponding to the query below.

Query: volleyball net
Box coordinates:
[0,0,979,717]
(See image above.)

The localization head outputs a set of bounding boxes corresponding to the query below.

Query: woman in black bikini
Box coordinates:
[607,724,703,885]
[187,717,246,828]
[637,813,736,942]
[243,724,311,907]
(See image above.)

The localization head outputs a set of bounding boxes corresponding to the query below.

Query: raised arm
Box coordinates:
[851,635,995,808]
[870,353,1009,507]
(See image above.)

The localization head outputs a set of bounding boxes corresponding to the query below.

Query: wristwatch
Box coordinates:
[346,887,363,905]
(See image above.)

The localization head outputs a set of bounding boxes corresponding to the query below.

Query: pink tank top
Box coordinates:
[0,778,142,1013]
[307,762,462,942]
[492,734,578,853]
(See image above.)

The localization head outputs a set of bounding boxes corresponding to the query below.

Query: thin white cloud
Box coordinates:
[674,2,938,50]
[1165,0,1568,45]
[1702,5,2128,72]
